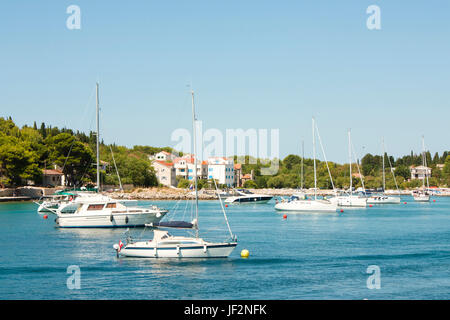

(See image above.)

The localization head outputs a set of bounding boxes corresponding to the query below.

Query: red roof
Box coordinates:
[43,169,63,175]
[154,160,173,167]
[235,163,242,170]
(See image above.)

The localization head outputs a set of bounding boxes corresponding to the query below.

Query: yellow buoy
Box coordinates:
[241,249,250,258]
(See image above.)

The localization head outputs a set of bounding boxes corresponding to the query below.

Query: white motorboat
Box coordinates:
[54,199,167,228]
[36,190,137,213]
[224,189,273,204]
[413,136,431,203]
[275,118,337,213]
[114,89,237,258]
[41,83,164,228]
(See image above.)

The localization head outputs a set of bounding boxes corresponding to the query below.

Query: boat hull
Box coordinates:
[413,195,430,202]
[274,200,337,212]
[225,196,273,204]
[56,210,167,228]
[329,196,367,207]
[119,242,237,258]
[367,196,401,204]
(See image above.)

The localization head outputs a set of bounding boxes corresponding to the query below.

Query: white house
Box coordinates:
[207,157,235,187]
[152,160,177,187]
[174,156,207,181]
[42,169,66,187]
[410,165,432,180]
[150,151,176,162]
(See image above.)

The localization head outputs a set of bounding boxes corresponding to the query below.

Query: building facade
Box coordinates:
[410,165,432,180]
[42,169,65,187]
[152,160,177,187]
[207,157,235,187]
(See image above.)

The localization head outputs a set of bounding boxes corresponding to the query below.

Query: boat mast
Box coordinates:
[422,135,429,190]
[348,129,352,196]
[191,90,199,238]
[96,83,100,192]
[312,118,317,200]
[110,145,123,191]
[301,140,304,190]
[382,137,386,192]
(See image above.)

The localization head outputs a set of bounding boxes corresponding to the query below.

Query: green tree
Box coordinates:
[243,180,258,188]
[45,133,95,187]
[0,136,41,186]
[394,165,410,181]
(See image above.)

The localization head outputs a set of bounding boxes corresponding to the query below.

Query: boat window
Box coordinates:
[87,204,104,211]
[106,203,117,208]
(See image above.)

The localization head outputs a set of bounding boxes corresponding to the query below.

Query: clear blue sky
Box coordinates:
[1,1,449,163]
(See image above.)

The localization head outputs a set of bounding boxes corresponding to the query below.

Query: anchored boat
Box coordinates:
[275,118,336,213]
[224,189,273,204]
[113,89,237,258]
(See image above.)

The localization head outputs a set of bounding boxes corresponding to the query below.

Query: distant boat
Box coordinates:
[413,136,431,202]
[224,189,273,204]
[366,137,401,204]
[328,130,367,208]
[114,89,237,258]
[275,118,337,213]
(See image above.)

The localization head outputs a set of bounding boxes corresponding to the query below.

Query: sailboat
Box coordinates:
[412,136,431,202]
[275,118,337,212]
[113,90,237,258]
[329,130,367,207]
[366,138,401,204]
[43,83,168,227]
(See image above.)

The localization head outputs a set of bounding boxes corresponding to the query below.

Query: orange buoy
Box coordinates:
[43,215,48,220]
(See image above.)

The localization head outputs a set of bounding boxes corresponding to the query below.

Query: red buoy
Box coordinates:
[225,204,228,208]
[43,215,48,220]
[369,204,373,208]
[433,199,436,202]
[283,214,287,219]
[404,202,407,204]
[340,209,344,213]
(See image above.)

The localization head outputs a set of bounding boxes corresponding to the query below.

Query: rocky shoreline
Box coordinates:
[106,187,450,200]
[1,186,450,202]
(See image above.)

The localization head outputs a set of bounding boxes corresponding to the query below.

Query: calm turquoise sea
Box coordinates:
[0,197,449,300]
